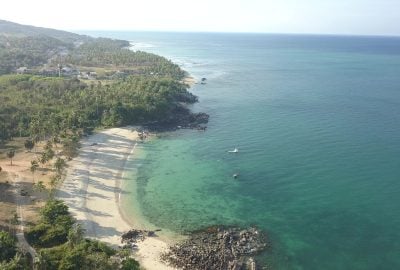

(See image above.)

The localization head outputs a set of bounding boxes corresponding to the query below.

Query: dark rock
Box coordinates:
[161,226,268,270]
[121,229,152,244]
[144,106,209,132]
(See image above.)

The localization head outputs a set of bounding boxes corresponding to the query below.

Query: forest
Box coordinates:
[0,74,197,143]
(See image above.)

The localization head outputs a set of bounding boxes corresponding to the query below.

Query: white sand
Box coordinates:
[58,127,177,270]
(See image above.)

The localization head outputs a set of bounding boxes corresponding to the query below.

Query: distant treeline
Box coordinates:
[63,38,186,79]
[0,33,185,80]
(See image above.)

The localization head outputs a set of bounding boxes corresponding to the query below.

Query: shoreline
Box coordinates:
[118,141,183,243]
[57,127,177,270]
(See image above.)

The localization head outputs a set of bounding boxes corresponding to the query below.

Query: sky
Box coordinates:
[1,0,399,36]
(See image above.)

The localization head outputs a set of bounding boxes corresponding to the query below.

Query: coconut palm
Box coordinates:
[6,150,15,166]
[30,160,39,183]
[24,139,35,152]
[54,158,66,174]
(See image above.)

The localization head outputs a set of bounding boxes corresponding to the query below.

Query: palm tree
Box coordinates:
[33,181,46,193]
[49,174,61,193]
[24,139,35,152]
[6,150,15,166]
[39,153,48,170]
[67,224,84,248]
[54,158,66,174]
[30,160,39,183]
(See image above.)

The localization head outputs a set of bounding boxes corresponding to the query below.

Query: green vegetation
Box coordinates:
[0,74,196,143]
[0,19,85,75]
[1,200,139,269]
[24,139,35,152]
[1,19,185,80]
[24,200,140,270]
[0,35,71,74]
[26,199,74,247]
[65,38,185,79]
[0,19,195,146]
[0,231,17,261]
[0,19,202,270]
[0,231,30,269]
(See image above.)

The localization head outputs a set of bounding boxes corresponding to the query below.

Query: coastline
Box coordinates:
[119,140,184,241]
[57,127,178,270]
[182,76,197,88]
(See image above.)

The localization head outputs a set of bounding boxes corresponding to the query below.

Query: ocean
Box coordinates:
[83,31,400,269]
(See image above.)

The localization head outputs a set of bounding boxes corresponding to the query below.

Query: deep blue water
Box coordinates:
[83,31,400,270]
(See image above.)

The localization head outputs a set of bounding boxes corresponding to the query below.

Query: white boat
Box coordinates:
[228,148,239,153]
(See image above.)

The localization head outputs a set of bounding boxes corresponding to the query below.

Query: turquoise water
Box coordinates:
[85,32,400,269]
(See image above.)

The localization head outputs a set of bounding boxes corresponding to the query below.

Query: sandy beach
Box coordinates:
[58,127,177,270]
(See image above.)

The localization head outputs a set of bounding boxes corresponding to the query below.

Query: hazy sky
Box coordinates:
[1,0,399,35]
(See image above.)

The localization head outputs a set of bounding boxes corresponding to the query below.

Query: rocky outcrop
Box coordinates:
[161,226,267,270]
[121,229,158,248]
[145,107,210,131]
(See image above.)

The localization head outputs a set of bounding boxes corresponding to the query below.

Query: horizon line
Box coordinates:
[2,19,399,38]
[71,29,400,39]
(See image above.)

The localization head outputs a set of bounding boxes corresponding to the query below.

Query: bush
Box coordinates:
[121,258,140,270]
[40,200,70,224]
[0,231,17,262]
[41,239,119,270]
[26,200,74,248]
[0,253,30,270]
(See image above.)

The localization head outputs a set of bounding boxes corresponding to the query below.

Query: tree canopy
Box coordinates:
[0,74,196,143]
[24,200,140,270]
[0,231,17,262]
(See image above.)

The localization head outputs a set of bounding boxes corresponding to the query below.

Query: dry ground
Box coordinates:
[0,138,64,229]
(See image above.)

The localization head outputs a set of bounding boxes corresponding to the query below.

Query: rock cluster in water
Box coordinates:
[120,229,156,248]
[161,226,267,270]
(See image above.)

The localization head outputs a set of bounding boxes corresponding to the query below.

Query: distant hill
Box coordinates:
[0,19,90,43]
[0,20,95,74]
[0,19,185,79]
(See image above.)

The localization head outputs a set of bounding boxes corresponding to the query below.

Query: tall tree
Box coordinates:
[6,150,15,166]
[54,158,66,174]
[30,160,39,183]
[39,153,48,169]
[24,139,35,152]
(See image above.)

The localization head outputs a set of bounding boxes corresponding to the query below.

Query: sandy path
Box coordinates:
[58,127,177,270]
[0,158,40,262]
[15,178,38,261]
